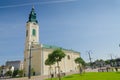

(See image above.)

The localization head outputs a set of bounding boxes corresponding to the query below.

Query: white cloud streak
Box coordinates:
[0,0,77,9]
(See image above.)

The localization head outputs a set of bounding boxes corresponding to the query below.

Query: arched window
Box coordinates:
[32,29,36,36]
[26,30,28,37]
[68,55,70,60]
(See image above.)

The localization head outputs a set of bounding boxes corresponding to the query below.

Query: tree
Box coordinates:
[31,68,35,76]
[12,70,19,77]
[5,71,12,77]
[12,70,24,77]
[18,70,24,77]
[95,59,105,68]
[49,49,66,80]
[45,54,55,79]
[105,60,111,65]
[75,57,85,74]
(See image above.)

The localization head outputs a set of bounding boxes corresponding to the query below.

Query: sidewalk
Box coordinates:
[1,75,47,80]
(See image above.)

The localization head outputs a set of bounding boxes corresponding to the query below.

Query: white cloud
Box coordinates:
[41,0,77,4]
[0,0,77,8]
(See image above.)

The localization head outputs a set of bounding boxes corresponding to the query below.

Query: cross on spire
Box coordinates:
[32,5,34,9]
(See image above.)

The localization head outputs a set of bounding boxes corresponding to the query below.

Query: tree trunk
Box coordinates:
[83,66,85,73]
[49,65,52,80]
[79,64,82,74]
[55,67,56,77]
[57,61,61,80]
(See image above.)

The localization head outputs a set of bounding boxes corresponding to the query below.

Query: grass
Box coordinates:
[45,72,120,80]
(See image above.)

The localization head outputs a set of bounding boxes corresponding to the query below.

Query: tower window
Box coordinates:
[32,29,36,36]
[68,55,70,60]
[26,30,28,37]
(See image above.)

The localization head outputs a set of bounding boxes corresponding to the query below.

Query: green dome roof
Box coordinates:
[27,7,38,23]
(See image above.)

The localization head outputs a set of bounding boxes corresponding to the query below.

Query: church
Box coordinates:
[24,7,80,76]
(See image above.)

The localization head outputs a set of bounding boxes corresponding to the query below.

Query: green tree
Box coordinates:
[50,49,66,80]
[105,60,111,65]
[75,57,85,74]
[12,70,24,77]
[31,68,35,76]
[5,71,12,77]
[18,70,24,77]
[45,54,55,79]
[12,70,19,77]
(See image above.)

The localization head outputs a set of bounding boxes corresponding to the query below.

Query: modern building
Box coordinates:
[24,7,80,76]
[6,60,23,70]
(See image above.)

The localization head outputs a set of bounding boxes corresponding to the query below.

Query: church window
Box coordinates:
[24,58,26,61]
[33,22,36,25]
[32,29,36,36]
[67,55,70,60]
[26,30,28,37]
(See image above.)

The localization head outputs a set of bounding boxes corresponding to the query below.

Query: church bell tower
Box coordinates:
[24,7,41,76]
[25,6,39,49]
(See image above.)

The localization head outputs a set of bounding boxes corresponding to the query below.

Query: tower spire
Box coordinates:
[32,5,34,9]
[27,6,38,23]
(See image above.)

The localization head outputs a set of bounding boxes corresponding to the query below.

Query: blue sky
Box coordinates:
[1,0,120,65]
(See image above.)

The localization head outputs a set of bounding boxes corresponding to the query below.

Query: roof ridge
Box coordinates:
[42,44,80,53]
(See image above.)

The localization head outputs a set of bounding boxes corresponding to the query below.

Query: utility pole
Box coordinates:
[28,42,33,79]
[28,42,40,79]
[87,50,92,69]
[110,54,113,60]
[109,54,113,67]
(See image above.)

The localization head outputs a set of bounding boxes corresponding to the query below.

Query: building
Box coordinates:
[0,65,14,76]
[24,7,80,76]
[6,60,23,70]
[115,58,120,66]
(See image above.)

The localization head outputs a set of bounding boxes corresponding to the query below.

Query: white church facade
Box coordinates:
[24,7,80,76]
